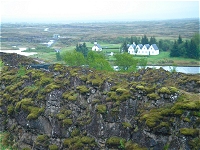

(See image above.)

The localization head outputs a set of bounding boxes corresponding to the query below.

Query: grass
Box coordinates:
[132,51,200,66]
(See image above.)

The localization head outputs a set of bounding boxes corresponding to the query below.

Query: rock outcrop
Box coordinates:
[0,53,199,150]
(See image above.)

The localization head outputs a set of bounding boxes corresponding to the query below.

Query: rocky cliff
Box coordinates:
[0,53,200,150]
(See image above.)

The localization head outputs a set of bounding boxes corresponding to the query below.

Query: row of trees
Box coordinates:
[170,34,199,59]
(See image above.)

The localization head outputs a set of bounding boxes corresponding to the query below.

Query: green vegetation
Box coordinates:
[96,104,107,114]
[49,144,59,150]
[35,134,49,147]
[180,128,199,137]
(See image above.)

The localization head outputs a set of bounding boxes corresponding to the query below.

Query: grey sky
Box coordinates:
[1,0,199,23]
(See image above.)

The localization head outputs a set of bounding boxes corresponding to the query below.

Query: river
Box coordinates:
[0,48,37,56]
[142,66,200,74]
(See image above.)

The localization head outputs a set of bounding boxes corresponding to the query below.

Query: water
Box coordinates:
[145,66,200,74]
[0,48,37,56]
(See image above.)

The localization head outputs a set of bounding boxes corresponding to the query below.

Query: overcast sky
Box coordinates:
[1,0,199,23]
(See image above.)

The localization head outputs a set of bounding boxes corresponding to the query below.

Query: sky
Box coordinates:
[0,0,199,23]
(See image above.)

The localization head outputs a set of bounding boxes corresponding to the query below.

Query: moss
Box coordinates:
[15,98,33,111]
[173,100,200,110]
[91,78,104,86]
[106,136,126,148]
[147,93,160,100]
[71,128,80,137]
[183,117,191,122]
[62,118,73,126]
[49,144,58,150]
[122,122,132,128]
[96,104,107,114]
[38,76,53,86]
[180,128,199,137]
[81,136,95,144]
[76,85,89,94]
[26,106,44,120]
[136,85,145,90]
[7,105,14,115]
[91,99,100,105]
[22,85,38,97]
[44,83,60,93]
[158,87,171,94]
[79,75,87,82]
[35,134,49,147]
[169,87,178,93]
[125,141,147,150]
[144,87,155,94]
[62,91,78,101]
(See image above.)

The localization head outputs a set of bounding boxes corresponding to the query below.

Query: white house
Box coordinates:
[128,43,136,54]
[148,44,159,55]
[92,42,102,51]
[128,43,159,55]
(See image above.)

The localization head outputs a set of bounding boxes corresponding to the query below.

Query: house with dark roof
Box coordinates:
[92,42,102,51]
[128,43,159,55]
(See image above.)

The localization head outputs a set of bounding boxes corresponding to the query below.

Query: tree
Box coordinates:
[56,51,62,61]
[170,41,180,57]
[121,41,128,53]
[62,50,86,66]
[87,51,113,71]
[141,35,148,45]
[114,53,138,72]
[149,36,157,45]
[177,35,183,44]
[76,42,88,58]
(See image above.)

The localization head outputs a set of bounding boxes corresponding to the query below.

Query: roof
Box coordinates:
[137,44,143,49]
[144,44,150,49]
[129,44,136,49]
[96,44,102,49]
[151,44,159,50]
